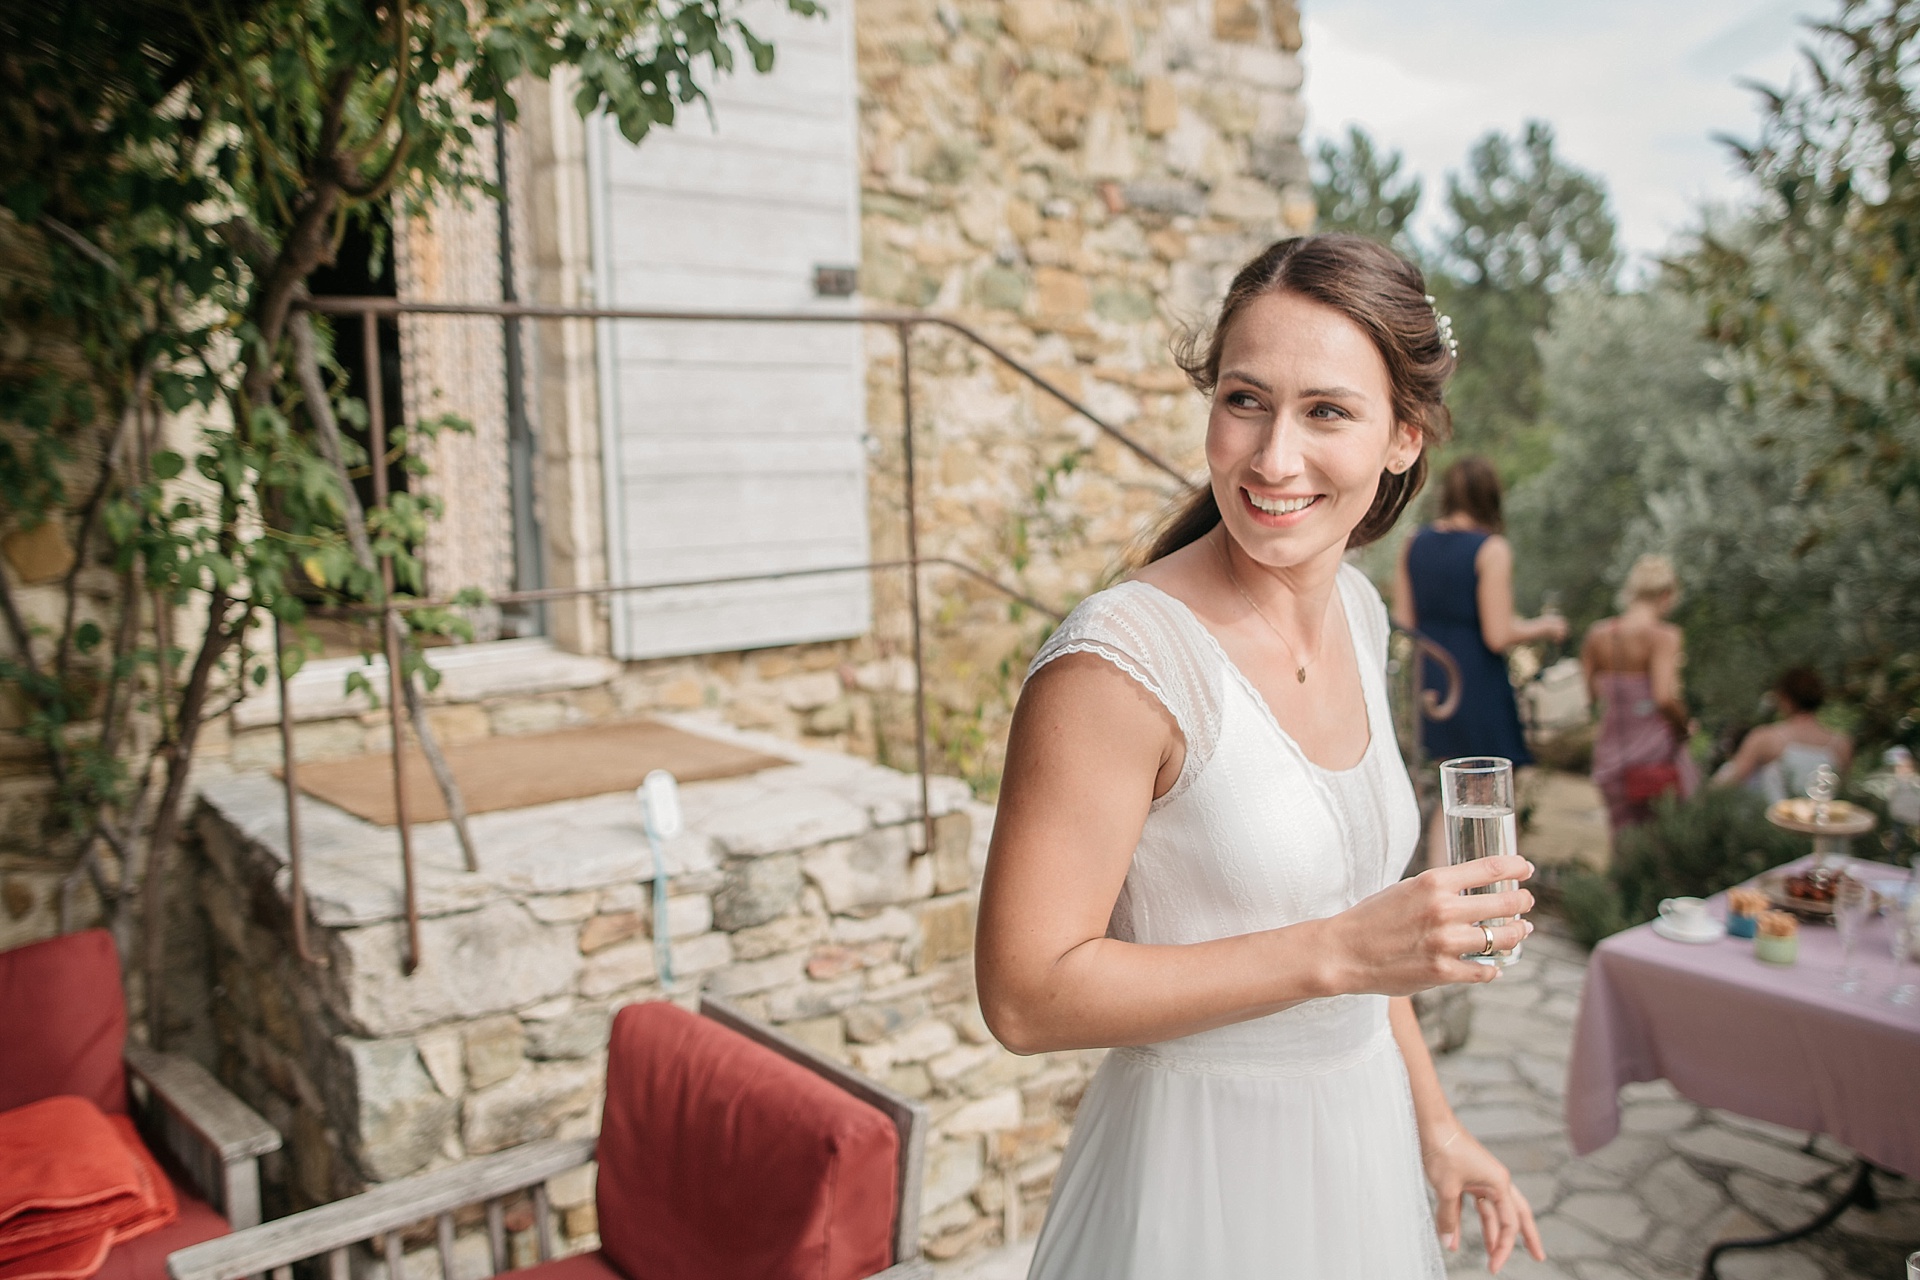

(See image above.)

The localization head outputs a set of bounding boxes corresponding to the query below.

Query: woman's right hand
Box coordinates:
[1325,855,1535,996]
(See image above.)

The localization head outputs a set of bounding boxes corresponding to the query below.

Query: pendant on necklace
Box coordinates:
[1296,667,1307,683]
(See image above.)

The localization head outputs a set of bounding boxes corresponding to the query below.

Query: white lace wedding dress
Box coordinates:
[1023,563,1445,1279]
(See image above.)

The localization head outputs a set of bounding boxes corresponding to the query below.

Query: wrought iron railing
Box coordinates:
[279,296,1458,971]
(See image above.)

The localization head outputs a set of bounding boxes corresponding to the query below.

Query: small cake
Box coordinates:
[1755,910,1799,965]
[1727,887,1767,937]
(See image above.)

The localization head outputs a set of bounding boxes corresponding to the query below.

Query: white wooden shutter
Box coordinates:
[588,0,869,661]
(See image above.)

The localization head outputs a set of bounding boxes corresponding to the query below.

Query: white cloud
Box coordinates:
[1301,1,1813,265]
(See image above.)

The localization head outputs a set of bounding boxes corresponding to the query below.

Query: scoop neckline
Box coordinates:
[1125,575,1378,777]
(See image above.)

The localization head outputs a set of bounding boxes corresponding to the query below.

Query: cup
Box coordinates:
[1440,757,1521,967]
[1659,897,1712,933]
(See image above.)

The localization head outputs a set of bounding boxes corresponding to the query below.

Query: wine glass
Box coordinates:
[1832,875,1872,994]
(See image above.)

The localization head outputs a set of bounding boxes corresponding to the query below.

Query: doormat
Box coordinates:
[286,719,789,825]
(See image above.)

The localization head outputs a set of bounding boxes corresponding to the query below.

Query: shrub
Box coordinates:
[1561,787,1806,948]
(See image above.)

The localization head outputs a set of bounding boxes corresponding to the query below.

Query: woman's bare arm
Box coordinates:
[1714,723,1780,786]
[976,654,1535,1056]
[1392,999,1544,1270]
[1473,536,1565,652]
[1579,625,1602,705]
[1391,537,1417,631]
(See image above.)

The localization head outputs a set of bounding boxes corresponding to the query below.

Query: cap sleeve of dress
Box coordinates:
[1026,581,1223,802]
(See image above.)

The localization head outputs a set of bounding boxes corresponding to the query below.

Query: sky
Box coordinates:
[1300,0,1818,268]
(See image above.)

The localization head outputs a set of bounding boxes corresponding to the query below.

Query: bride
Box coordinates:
[976,234,1547,1277]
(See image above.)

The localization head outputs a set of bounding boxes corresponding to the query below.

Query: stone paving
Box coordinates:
[934,922,1918,1280]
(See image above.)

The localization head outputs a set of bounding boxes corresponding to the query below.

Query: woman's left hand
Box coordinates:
[1424,1125,1546,1274]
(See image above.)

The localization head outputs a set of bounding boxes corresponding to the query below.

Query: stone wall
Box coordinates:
[2,0,1313,950]
[188,723,1099,1260]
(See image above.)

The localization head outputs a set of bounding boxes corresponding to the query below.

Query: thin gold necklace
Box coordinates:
[1217,534,1324,684]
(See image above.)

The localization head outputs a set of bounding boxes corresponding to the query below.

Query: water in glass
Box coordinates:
[1441,756,1521,967]
[1833,875,1872,994]
[1890,886,1919,1006]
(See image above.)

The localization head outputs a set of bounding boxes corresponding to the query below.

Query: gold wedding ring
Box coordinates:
[1477,923,1498,957]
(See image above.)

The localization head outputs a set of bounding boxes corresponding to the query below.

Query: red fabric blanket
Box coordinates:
[0,1097,177,1280]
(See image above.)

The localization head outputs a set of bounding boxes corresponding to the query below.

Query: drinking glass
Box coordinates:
[1440,757,1521,967]
[1909,1249,1919,1280]
[1831,875,1872,994]
[1889,886,1919,1007]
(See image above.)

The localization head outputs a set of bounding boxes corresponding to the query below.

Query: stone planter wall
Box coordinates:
[187,722,1098,1262]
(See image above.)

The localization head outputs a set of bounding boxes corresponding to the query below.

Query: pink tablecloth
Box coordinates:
[1565,862,1920,1177]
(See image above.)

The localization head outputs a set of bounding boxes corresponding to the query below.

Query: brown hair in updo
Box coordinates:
[1140,234,1456,563]
[1439,456,1504,534]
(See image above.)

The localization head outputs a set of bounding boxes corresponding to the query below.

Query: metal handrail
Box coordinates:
[284,296,1193,971]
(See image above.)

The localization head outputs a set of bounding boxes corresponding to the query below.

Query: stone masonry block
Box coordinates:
[803,827,924,913]
[731,913,828,961]
[598,884,644,913]
[704,788,868,859]
[463,1058,600,1155]
[341,1037,458,1181]
[526,1006,612,1061]
[703,949,807,998]
[669,930,733,975]
[913,895,976,971]
[546,1161,598,1210]
[527,893,599,924]
[330,902,580,1038]
[930,812,973,895]
[713,854,803,931]
[922,1137,984,1216]
[831,907,915,944]
[782,1016,846,1059]
[666,895,714,938]
[414,1026,465,1097]
[927,1043,998,1087]
[579,940,656,998]
[463,1015,527,1091]
[579,913,644,954]
[845,995,931,1045]
[853,1018,958,1075]
[941,1089,1021,1136]
[768,974,865,1023]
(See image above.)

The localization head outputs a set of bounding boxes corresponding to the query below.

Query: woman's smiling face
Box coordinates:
[1205,289,1424,572]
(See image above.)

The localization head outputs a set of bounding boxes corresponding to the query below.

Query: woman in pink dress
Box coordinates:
[1581,554,1697,833]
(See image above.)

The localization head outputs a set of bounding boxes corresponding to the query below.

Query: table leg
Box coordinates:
[1698,1159,1877,1280]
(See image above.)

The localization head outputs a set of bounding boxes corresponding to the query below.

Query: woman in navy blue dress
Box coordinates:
[1392,458,1567,862]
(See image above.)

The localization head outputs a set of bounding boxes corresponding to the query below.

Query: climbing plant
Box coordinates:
[0,0,812,1035]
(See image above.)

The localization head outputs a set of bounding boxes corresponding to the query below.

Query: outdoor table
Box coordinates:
[1565,858,1919,1278]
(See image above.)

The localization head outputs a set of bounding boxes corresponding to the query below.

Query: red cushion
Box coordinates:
[0,932,127,1117]
[501,1253,623,1280]
[91,1175,225,1280]
[596,1003,899,1280]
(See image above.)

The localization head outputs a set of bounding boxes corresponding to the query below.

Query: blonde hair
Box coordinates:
[1619,554,1679,608]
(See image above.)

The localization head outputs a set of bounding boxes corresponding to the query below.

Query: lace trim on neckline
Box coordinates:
[1128,575,1380,778]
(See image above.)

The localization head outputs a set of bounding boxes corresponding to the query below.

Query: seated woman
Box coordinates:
[1713,667,1852,801]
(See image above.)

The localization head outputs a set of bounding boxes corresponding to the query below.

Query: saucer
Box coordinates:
[1652,916,1726,944]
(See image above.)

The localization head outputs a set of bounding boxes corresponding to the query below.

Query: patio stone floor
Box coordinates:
[935,922,1918,1280]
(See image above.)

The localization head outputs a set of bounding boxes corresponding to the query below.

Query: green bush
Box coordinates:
[1561,787,1806,948]
[1559,868,1627,949]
